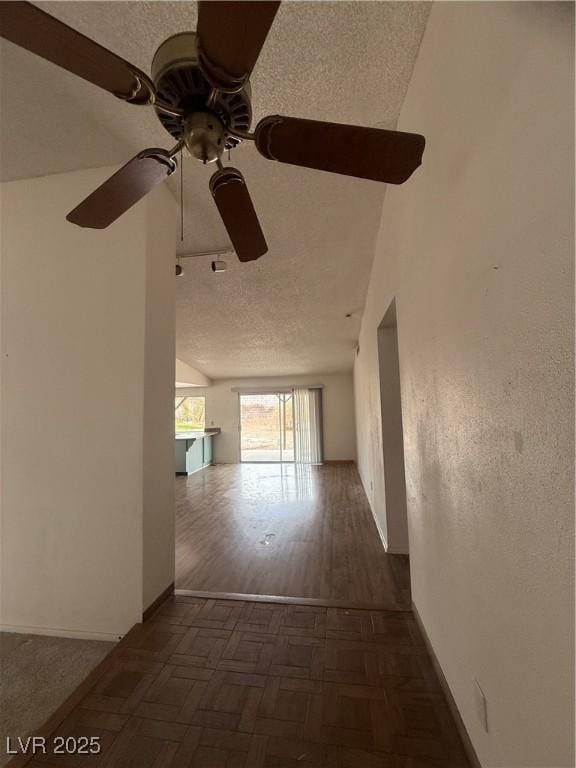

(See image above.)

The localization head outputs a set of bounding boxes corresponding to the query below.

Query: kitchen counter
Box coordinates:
[175,428,221,440]
[175,429,220,475]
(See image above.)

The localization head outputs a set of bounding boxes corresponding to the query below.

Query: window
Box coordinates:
[175,396,205,432]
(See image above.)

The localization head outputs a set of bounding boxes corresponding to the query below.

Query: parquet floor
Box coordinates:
[176,464,410,608]
[19,595,470,768]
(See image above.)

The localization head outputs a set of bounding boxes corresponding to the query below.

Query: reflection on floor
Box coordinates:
[0,632,113,766]
[176,463,410,608]
[241,449,295,462]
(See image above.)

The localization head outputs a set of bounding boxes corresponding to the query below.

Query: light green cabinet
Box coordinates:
[186,437,204,474]
[203,436,213,466]
[175,433,215,475]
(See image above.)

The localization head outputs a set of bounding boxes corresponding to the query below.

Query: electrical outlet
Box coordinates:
[474,679,488,733]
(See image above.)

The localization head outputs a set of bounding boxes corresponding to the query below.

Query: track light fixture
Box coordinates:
[176,248,233,273]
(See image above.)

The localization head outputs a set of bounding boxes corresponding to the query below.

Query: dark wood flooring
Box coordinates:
[17,595,471,768]
[176,463,410,608]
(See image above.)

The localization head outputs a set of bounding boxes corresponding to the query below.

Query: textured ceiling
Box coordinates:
[0,1,431,377]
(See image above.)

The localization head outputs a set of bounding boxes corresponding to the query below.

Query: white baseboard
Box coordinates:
[0,623,120,642]
[412,602,481,768]
[385,546,409,555]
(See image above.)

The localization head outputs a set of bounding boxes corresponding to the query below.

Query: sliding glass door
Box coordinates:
[240,393,294,462]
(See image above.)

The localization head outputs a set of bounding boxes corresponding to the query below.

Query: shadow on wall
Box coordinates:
[377,299,409,554]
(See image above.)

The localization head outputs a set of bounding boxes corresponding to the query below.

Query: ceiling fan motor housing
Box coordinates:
[151,33,252,151]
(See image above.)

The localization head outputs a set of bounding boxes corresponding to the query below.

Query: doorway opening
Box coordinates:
[377,300,409,553]
[240,392,295,462]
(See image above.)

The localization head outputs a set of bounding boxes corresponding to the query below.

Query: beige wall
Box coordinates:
[178,372,356,463]
[1,167,176,639]
[354,3,574,767]
[176,358,211,387]
[142,188,177,612]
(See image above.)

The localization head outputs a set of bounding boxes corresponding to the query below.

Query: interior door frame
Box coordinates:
[377,299,409,554]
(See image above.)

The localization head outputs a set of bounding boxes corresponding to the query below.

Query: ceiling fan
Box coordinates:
[0,1,425,262]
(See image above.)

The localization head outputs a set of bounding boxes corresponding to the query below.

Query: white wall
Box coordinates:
[176,357,211,387]
[178,372,356,463]
[1,167,176,639]
[142,188,177,612]
[354,3,574,767]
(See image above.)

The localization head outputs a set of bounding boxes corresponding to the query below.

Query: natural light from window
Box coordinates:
[175,396,205,433]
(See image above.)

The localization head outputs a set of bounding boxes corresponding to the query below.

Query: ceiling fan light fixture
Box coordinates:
[184,113,225,164]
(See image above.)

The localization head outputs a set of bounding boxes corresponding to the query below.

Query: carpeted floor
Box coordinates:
[0,631,114,766]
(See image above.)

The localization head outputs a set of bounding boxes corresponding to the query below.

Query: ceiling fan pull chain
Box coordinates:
[180,147,184,243]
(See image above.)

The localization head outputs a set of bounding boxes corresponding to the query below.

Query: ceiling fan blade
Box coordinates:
[197,1,280,92]
[67,149,177,229]
[209,167,267,262]
[255,115,425,184]
[0,1,153,103]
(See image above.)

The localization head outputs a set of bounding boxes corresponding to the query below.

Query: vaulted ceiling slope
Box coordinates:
[0,1,430,377]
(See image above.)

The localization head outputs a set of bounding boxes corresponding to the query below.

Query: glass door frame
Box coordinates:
[238,390,295,464]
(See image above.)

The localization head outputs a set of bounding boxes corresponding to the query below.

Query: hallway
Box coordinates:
[13,594,470,768]
[176,464,409,608]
